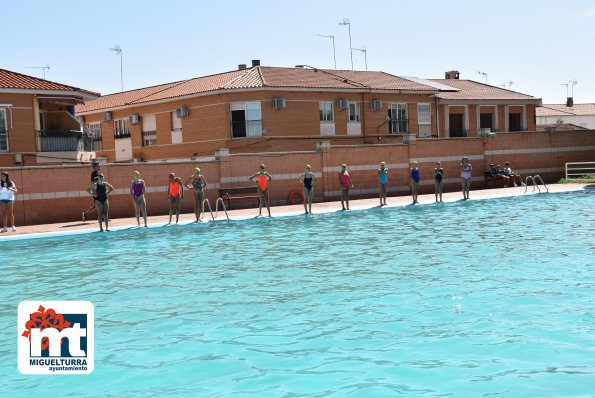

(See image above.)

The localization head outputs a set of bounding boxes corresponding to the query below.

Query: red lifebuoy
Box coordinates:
[288,190,304,205]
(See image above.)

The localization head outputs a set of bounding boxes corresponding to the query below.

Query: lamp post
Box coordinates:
[110,44,124,92]
[338,18,353,70]
[351,47,367,70]
[316,34,336,69]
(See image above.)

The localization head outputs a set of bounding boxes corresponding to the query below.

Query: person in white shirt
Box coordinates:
[0,172,18,232]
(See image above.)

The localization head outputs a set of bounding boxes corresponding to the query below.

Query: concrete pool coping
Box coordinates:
[1,183,592,241]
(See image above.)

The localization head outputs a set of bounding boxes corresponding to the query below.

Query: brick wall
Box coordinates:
[2,129,594,226]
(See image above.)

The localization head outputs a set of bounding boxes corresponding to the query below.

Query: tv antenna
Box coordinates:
[25,64,50,79]
[476,70,488,83]
[561,79,578,97]
[501,79,513,89]
[316,35,336,69]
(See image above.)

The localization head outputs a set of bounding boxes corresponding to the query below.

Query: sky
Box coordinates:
[3,0,595,104]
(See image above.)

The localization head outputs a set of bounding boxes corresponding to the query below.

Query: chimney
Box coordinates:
[566,97,573,107]
[251,59,261,67]
[238,64,247,70]
[445,70,460,79]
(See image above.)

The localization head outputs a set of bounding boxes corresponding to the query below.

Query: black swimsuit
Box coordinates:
[435,168,444,183]
[95,184,107,204]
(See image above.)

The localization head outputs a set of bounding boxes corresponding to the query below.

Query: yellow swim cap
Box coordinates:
[380,161,386,165]
[133,171,140,177]
[341,163,347,168]
[194,167,201,173]
[306,164,311,169]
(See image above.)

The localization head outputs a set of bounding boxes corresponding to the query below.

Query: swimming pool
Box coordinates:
[1,190,594,397]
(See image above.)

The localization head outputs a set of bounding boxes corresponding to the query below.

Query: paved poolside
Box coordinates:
[1,183,591,239]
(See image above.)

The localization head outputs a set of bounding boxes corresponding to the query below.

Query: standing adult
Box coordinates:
[434,161,445,202]
[410,161,420,204]
[0,172,18,232]
[130,171,148,227]
[185,167,207,222]
[378,161,388,206]
[82,162,101,221]
[86,174,114,232]
[167,173,184,224]
[249,164,272,217]
[297,165,317,214]
[460,157,473,200]
[338,164,354,211]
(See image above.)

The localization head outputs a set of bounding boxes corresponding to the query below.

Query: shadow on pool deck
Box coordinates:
[0,184,589,239]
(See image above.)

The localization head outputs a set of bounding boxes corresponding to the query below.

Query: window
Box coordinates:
[509,113,521,132]
[114,118,130,139]
[0,109,8,151]
[319,102,334,122]
[84,122,103,151]
[480,113,493,129]
[348,102,360,122]
[389,103,408,134]
[142,114,157,146]
[417,103,431,125]
[231,102,262,138]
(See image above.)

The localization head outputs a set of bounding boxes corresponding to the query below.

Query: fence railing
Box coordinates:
[38,130,102,152]
[232,120,262,138]
[565,162,595,179]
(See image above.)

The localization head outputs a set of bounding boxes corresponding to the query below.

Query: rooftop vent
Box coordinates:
[566,97,573,107]
[251,59,261,67]
[445,70,460,79]
[238,64,247,70]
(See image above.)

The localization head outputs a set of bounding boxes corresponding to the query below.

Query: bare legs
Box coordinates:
[258,189,271,217]
[340,188,350,210]
[462,178,471,199]
[380,184,387,206]
[169,196,181,224]
[435,181,443,202]
[95,200,109,232]
[133,196,147,227]
[304,187,313,214]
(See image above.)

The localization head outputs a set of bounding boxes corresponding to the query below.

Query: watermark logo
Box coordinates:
[18,301,94,374]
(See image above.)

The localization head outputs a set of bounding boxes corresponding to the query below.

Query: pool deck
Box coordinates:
[1,183,591,240]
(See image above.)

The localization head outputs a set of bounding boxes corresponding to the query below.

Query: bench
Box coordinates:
[484,171,509,188]
[218,186,259,210]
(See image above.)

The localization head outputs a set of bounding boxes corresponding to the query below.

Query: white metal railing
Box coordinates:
[565,161,595,180]
[524,175,548,194]
[201,198,229,221]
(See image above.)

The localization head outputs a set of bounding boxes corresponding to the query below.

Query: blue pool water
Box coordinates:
[1,191,594,397]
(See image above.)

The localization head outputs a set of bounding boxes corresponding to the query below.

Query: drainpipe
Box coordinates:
[434,96,440,137]
[33,96,41,151]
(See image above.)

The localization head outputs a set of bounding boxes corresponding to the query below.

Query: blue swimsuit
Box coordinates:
[379,170,388,185]
[411,168,420,183]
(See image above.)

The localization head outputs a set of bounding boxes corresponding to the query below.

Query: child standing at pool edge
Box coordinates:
[410,161,420,204]
[249,164,272,217]
[338,164,354,210]
[130,171,148,227]
[297,165,317,214]
[378,162,388,206]
[185,167,208,222]
[434,162,445,202]
[460,157,472,200]
[167,173,184,224]
[87,174,114,232]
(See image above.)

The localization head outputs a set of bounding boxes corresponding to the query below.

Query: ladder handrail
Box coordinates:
[533,175,548,193]
[524,176,538,193]
[201,199,215,221]
[215,198,230,220]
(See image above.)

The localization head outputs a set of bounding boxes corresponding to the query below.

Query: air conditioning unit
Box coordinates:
[129,114,140,124]
[104,111,113,121]
[176,107,189,118]
[273,97,286,109]
[371,99,383,110]
[478,128,491,137]
[337,99,349,109]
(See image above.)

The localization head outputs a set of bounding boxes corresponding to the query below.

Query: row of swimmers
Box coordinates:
[83,157,521,231]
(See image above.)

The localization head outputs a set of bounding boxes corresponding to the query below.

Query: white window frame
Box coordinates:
[114,118,130,139]
[86,122,102,139]
[141,114,157,146]
[0,109,8,152]
[390,103,408,134]
[320,102,334,122]
[417,103,431,125]
[348,102,360,122]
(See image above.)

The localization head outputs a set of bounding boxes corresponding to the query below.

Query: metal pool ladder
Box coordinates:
[201,198,230,221]
[524,175,548,194]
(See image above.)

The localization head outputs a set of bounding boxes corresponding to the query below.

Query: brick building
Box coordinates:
[75,62,541,162]
[0,68,99,166]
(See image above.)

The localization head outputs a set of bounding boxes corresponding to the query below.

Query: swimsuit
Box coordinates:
[0,183,15,203]
[303,176,313,191]
[132,181,144,197]
[435,168,444,183]
[339,172,351,188]
[257,175,268,191]
[95,184,107,204]
[461,165,472,179]
[193,178,203,191]
[169,181,181,198]
[379,170,388,185]
[411,168,420,183]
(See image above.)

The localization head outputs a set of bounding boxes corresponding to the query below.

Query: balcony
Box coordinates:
[232,120,262,138]
[38,130,102,152]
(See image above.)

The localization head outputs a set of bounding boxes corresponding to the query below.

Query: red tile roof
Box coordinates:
[536,103,595,116]
[76,66,439,113]
[431,79,539,102]
[0,68,99,98]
